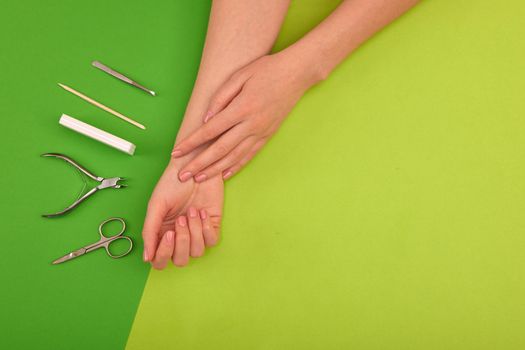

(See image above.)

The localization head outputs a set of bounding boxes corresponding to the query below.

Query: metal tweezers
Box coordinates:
[42,153,126,218]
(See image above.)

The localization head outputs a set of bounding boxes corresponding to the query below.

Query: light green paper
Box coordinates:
[126,1,525,349]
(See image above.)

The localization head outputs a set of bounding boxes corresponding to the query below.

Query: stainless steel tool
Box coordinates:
[52,217,133,264]
[92,60,156,96]
[41,153,127,217]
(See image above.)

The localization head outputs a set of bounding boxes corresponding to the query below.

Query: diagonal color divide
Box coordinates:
[126,1,525,350]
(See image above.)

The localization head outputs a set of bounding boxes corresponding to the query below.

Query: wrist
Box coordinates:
[169,146,202,168]
[278,41,331,87]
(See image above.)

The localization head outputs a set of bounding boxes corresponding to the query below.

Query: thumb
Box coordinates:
[204,69,249,123]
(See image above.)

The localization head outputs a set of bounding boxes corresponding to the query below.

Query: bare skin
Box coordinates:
[172,0,420,182]
[145,0,420,268]
[143,0,291,269]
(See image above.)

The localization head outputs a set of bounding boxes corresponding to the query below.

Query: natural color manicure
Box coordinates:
[171,149,182,157]
[179,171,192,182]
[189,207,198,218]
[194,173,207,182]
[199,209,207,220]
[166,231,174,243]
[177,216,187,227]
[203,110,214,123]
[223,170,233,179]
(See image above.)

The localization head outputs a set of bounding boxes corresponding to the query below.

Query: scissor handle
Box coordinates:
[98,218,133,258]
[99,217,126,238]
[104,236,133,259]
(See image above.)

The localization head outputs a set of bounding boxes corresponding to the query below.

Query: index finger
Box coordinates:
[171,107,240,158]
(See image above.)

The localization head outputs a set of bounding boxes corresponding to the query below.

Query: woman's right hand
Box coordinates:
[171,52,321,182]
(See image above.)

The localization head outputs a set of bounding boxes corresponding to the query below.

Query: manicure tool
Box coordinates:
[59,114,136,155]
[58,83,146,129]
[41,153,127,218]
[52,217,133,264]
[92,60,156,96]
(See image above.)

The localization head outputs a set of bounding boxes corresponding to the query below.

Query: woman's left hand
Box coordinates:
[171,52,321,182]
[143,158,224,269]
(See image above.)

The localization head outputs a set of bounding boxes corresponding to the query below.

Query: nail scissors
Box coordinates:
[52,217,133,264]
[42,153,126,218]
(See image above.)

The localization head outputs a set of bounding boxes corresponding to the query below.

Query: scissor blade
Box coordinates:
[52,248,87,265]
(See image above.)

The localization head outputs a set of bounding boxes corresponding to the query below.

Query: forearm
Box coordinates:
[170,0,421,181]
[283,0,420,83]
[177,0,290,141]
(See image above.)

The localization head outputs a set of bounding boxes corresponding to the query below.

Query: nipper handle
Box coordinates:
[41,153,102,182]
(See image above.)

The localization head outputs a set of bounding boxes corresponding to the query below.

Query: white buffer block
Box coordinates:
[59,114,136,155]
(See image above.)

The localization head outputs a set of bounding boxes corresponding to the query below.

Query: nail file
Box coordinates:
[59,114,136,155]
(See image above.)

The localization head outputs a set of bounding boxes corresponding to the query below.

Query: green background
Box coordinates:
[1,1,525,349]
[0,1,210,349]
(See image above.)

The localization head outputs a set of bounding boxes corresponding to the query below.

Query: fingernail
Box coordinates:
[177,216,187,227]
[179,171,192,182]
[166,231,174,243]
[171,149,182,157]
[143,250,149,262]
[203,110,214,123]
[223,170,233,180]
[199,209,207,220]
[189,207,198,218]
[194,173,207,182]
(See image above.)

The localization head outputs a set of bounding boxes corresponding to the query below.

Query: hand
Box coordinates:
[171,52,321,182]
[142,158,223,270]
